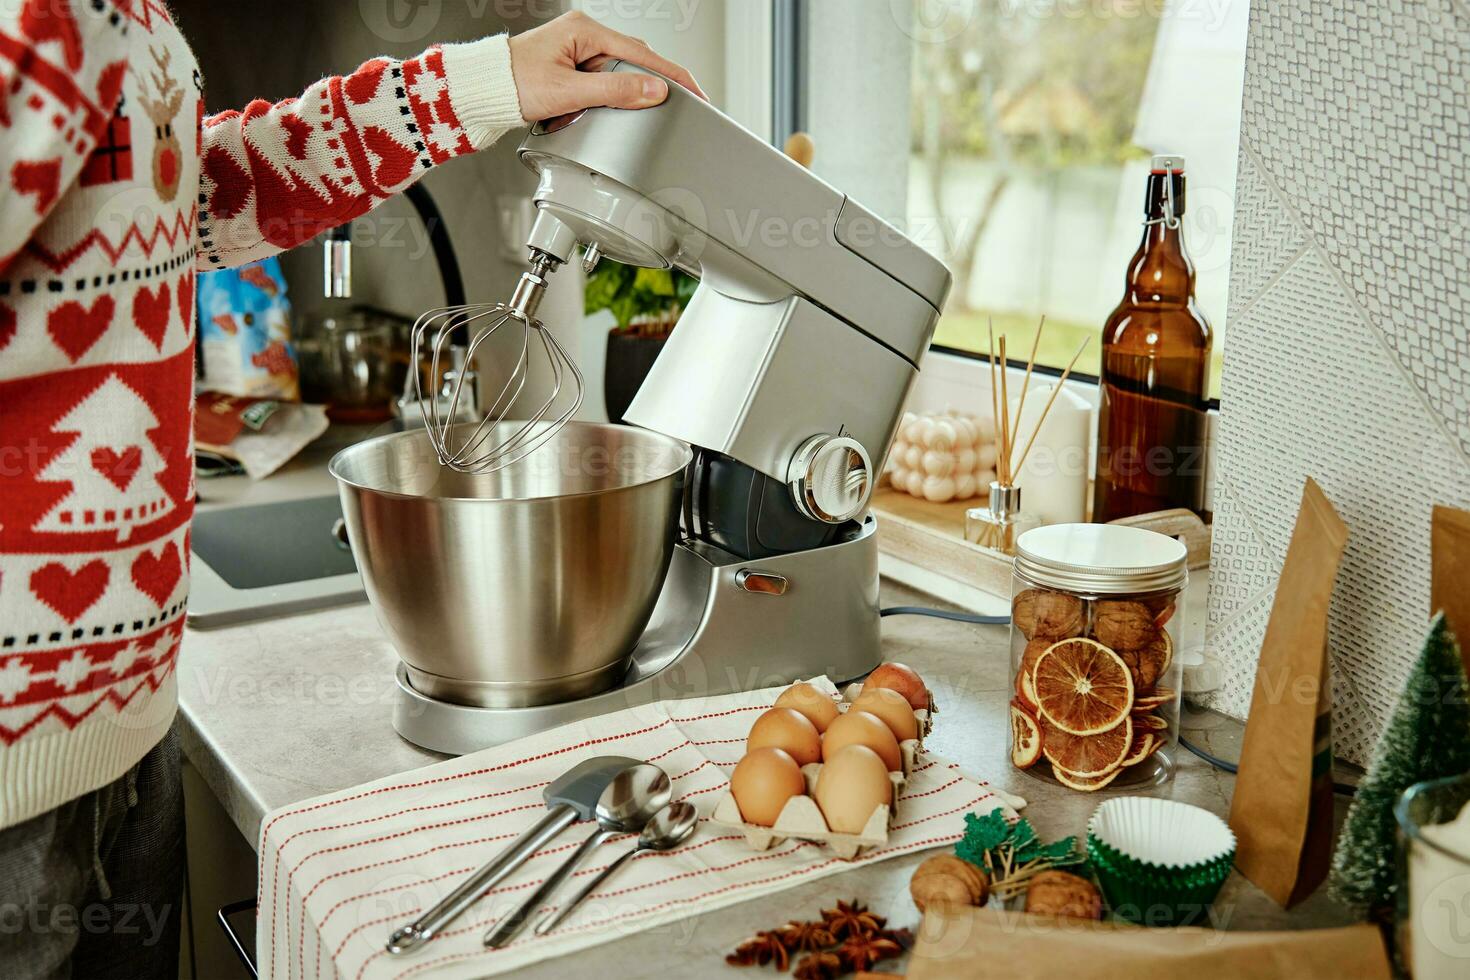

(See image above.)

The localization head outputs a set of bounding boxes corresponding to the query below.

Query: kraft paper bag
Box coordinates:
[1431,504,1470,679]
[904,908,1390,979]
[1228,477,1348,907]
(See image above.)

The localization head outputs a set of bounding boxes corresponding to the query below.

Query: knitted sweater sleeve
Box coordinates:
[0,0,131,274]
[195,34,524,270]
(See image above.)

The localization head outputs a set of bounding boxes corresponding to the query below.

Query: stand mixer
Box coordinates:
[333,61,950,755]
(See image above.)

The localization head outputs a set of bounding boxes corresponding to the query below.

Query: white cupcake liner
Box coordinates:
[1087,797,1235,869]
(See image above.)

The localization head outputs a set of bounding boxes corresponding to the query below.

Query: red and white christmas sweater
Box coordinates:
[0,0,525,829]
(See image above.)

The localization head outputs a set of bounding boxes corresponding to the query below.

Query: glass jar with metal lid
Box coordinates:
[1007,523,1188,792]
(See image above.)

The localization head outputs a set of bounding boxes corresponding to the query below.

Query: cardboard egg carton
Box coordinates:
[709,735,923,860]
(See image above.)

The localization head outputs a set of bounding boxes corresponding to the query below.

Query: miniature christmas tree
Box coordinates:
[1328,613,1470,913]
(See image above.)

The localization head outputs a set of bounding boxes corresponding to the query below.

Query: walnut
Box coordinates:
[1091,600,1158,651]
[1012,589,1084,641]
[1018,637,1052,684]
[909,854,990,912]
[1023,870,1103,920]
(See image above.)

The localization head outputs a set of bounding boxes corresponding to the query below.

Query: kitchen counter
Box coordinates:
[177,441,1358,978]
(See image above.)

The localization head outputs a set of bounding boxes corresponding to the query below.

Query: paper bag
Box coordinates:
[1431,504,1470,678]
[1228,478,1348,907]
[905,908,1390,979]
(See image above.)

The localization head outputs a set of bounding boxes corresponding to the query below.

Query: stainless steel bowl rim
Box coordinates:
[328,424,692,504]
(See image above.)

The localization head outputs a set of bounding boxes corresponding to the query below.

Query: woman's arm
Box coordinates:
[196,13,702,271]
[0,0,131,274]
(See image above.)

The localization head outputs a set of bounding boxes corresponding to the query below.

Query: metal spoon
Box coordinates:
[482,762,670,948]
[533,801,698,936]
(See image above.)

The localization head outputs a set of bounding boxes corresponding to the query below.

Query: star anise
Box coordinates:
[835,927,911,972]
[777,918,836,954]
[821,899,886,940]
[792,950,844,980]
[725,929,790,971]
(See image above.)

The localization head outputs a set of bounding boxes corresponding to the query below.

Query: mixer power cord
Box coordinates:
[879,605,1011,626]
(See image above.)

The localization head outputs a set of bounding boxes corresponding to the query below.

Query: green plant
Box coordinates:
[584,259,697,334]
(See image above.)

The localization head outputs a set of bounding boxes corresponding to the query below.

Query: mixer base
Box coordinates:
[391,517,883,755]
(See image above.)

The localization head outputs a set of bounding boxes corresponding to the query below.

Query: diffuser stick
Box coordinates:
[1010,316,1046,461]
[1012,336,1091,476]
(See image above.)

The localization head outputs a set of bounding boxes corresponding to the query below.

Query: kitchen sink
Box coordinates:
[187,495,365,629]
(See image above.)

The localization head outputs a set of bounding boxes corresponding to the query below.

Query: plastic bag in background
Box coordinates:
[197,257,301,400]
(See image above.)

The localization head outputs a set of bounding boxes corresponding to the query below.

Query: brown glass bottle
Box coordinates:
[1093,156,1213,524]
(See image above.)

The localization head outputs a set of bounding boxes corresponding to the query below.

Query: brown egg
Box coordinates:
[747,707,821,766]
[814,744,893,834]
[851,687,920,742]
[821,709,902,771]
[865,662,929,711]
[774,682,841,733]
[730,748,806,827]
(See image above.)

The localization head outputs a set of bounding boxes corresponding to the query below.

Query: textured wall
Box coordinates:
[1207,1,1470,764]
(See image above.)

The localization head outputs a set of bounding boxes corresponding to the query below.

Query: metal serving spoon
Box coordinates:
[533,801,698,937]
[482,762,670,948]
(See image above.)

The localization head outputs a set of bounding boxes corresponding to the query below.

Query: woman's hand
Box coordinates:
[508,11,707,122]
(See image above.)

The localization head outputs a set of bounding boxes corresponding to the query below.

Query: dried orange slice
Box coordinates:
[1016,663,1040,712]
[1120,732,1156,767]
[1052,763,1122,792]
[1010,701,1043,769]
[1041,715,1133,778]
[1033,639,1134,735]
[1134,713,1168,733]
[1132,689,1174,713]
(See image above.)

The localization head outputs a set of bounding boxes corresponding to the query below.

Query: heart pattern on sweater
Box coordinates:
[91,446,143,492]
[130,542,181,607]
[365,126,417,190]
[175,275,194,336]
[30,561,110,624]
[344,59,388,104]
[47,296,115,362]
[11,157,61,215]
[131,282,171,350]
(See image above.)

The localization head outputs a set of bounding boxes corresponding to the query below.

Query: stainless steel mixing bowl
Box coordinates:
[330,421,691,708]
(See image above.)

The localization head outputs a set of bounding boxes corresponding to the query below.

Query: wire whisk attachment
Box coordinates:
[409,254,584,474]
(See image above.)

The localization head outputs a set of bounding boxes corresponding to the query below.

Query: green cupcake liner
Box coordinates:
[1087,833,1233,926]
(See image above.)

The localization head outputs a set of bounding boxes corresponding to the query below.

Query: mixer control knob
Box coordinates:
[787,434,873,524]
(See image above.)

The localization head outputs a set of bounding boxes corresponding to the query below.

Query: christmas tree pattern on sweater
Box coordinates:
[0,0,523,828]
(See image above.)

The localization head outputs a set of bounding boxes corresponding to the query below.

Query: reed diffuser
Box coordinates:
[965,317,1090,555]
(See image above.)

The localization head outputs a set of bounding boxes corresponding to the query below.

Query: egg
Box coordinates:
[814,745,893,834]
[747,707,821,765]
[865,662,930,711]
[774,682,841,733]
[730,747,806,827]
[822,709,902,771]
[851,687,920,742]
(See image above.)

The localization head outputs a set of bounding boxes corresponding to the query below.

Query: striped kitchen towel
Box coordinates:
[256,680,1012,980]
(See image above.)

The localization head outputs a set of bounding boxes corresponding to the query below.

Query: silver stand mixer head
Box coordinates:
[408,251,584,474]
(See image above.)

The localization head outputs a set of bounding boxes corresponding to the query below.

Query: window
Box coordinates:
[795,1,1249,398]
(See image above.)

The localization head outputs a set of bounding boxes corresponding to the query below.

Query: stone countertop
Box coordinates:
[176,445,1357,978]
